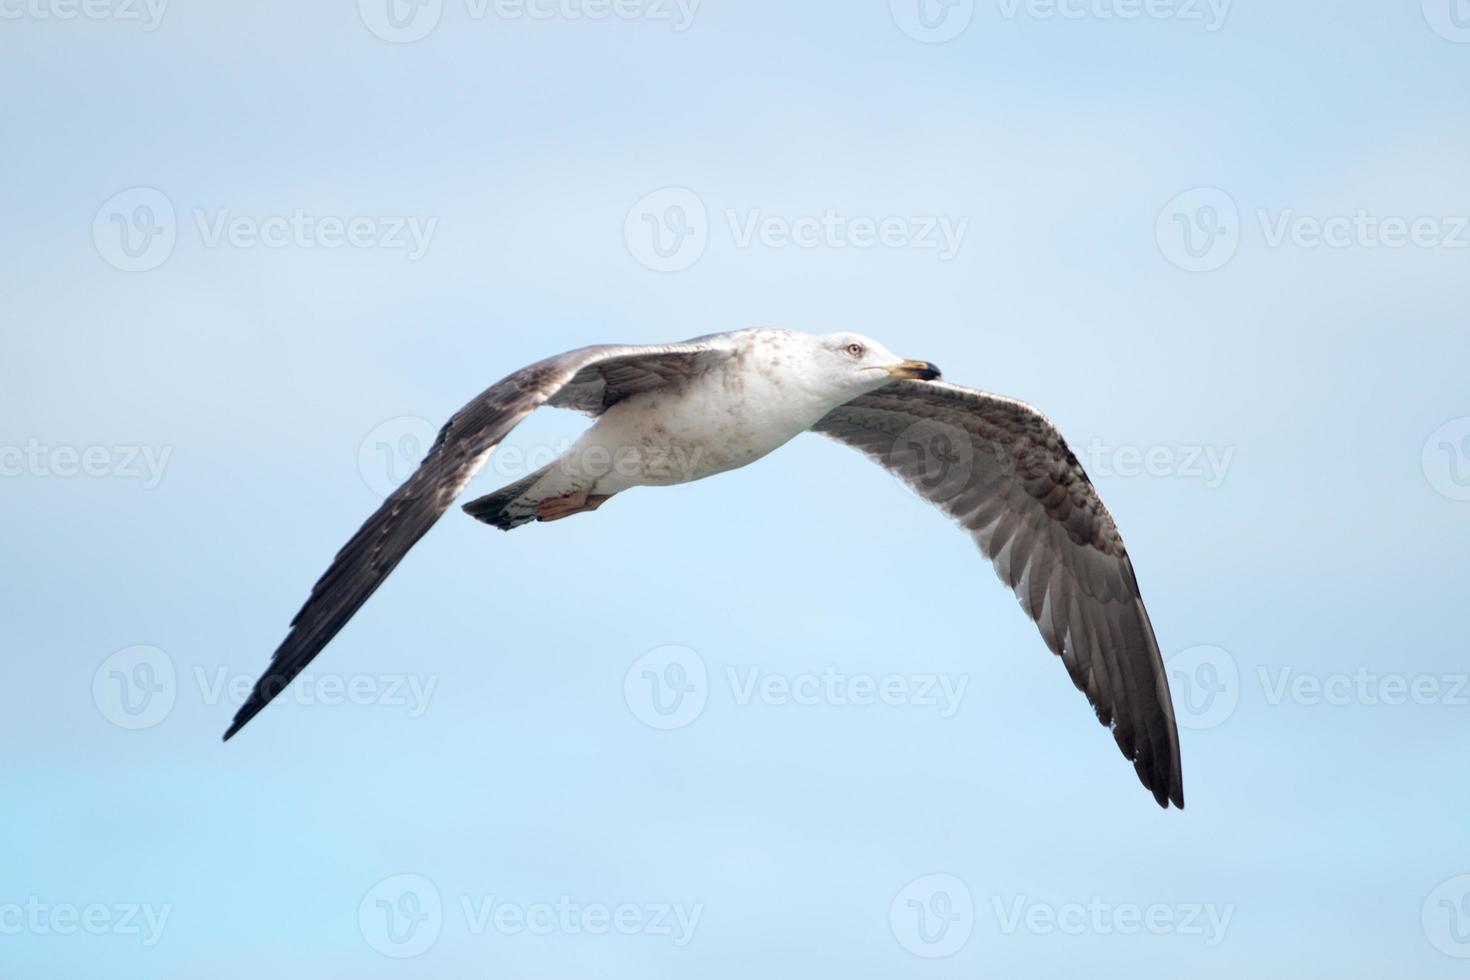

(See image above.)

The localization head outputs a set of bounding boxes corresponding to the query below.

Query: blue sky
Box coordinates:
[4,1,1470,976]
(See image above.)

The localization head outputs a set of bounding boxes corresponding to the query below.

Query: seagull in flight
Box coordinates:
[224,328,1184,808]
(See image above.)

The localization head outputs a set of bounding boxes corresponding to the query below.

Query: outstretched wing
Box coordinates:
[223,340,730,741]
[812,379,1183,808]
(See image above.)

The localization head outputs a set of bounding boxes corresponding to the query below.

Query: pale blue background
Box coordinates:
[4,2,1470,977]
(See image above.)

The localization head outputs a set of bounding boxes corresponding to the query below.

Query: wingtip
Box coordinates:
[1152,779,1185,810]
[221,708,256,743]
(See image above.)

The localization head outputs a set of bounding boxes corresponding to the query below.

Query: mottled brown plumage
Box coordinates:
[224,330,1183,810]
[814,380,1182,808]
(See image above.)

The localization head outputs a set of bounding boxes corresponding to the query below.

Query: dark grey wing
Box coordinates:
[812,379,1183,809]
[223,340,730,741]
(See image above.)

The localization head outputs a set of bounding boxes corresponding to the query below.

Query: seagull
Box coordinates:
[224,328,1183,808]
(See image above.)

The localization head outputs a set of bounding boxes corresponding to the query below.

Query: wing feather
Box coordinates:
[222,339,730,740]
[812,379,1183,808]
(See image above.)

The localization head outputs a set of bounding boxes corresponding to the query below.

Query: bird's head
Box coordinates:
[813,332,942,398]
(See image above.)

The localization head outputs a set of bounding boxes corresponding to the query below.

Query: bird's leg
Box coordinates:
[535,490,614,522]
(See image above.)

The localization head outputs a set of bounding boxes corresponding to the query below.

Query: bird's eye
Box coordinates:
[845,343,865,358]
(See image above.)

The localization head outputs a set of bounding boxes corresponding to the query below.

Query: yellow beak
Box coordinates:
[886,359,942,381]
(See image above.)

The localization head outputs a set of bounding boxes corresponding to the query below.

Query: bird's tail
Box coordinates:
[461,465,555,530]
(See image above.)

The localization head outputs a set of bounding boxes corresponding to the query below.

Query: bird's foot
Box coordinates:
[535,491,613,522]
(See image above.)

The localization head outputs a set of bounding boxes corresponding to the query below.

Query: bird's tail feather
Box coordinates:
[462,466,554,530]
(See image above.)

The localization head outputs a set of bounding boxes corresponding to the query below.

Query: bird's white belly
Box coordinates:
[570,371,826,494]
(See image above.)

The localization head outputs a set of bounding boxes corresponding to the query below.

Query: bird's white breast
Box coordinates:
[576,333,838,493]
